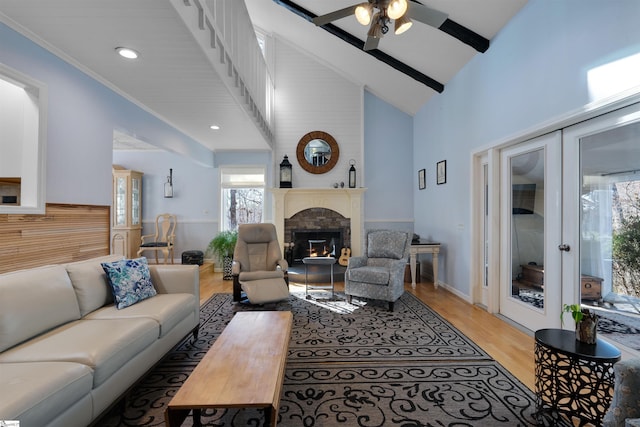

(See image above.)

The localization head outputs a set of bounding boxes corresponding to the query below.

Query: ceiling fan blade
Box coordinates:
[407,3,448,29]
[363,35,380,51]
[312,4,359,26]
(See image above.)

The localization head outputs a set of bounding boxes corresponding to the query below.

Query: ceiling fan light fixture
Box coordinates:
[394,14,413,35]
[355,3,373,25]
[387,0,408,20]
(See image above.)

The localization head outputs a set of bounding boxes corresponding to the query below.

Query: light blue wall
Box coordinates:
[414,0,640,295]
[363,90,414,235]
[0,22,212,207]
[112,149,274,258]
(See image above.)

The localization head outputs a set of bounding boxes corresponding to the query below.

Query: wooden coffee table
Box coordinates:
[165,311,293,427]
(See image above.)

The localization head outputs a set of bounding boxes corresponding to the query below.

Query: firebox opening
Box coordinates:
[291,229,343,264]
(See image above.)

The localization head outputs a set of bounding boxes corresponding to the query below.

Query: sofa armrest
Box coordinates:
[149,264,199,296]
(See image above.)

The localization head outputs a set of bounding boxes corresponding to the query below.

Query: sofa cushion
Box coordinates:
[0,318,159,387]
[84,293,196,338]
[64,255,123,317]
[347,266,390,285]
[0,265,81,353]
[0,362,93,425]
[367,230,408,260]
[101,257,157,309]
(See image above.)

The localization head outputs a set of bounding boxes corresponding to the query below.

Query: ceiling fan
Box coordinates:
[312,0,449,51]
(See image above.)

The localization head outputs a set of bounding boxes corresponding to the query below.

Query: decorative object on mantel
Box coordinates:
[561,303,598,344]
[349,159,357,188]
[164,168,173,198]
[437,160,447,185]
[296,131,340,174]
[279,155,292,188]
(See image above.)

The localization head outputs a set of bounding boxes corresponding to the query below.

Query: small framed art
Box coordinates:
[437,160,447,185]
[418,169,426,190]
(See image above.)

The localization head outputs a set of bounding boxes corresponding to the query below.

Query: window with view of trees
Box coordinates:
[220,167,265,231]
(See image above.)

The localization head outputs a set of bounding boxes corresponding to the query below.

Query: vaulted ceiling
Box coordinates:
[0,0,527,152]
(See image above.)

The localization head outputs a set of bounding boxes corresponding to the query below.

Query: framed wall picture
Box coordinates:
[437,160,447,185]
[418,169,426,190]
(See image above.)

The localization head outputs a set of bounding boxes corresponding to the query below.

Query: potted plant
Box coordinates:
[206,230,238,280]
[561,303,598,344]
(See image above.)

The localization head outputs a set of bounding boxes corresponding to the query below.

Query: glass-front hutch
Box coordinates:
[111,165,143,257]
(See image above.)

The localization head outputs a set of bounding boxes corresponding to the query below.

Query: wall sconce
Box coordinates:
[164,168,173,198]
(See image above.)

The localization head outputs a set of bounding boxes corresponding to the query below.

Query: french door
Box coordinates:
[562,103,640,311]
[499,131,563,331]
[488,103,640,333]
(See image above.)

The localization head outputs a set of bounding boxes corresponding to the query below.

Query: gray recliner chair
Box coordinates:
[232,223,289,304]
[344,229,411,311]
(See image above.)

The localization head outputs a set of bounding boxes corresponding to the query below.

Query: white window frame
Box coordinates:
[220,166,266,231]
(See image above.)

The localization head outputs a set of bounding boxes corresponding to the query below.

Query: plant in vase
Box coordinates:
[206,230,238,280]
[561,303,598,344]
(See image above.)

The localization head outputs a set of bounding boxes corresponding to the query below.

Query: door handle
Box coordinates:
[558,244,571,252]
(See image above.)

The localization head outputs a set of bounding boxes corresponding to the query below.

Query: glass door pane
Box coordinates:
[500,131,562,331]
[510,150,545,307]
[131,177,140,226]
[579,121,640,350]
[115,176,126,226]
[563,103,640,356]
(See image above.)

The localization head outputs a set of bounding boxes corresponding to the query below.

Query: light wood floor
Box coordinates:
[198,264,535,391]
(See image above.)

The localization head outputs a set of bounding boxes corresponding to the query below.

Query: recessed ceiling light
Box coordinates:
[115,47,140,59]
[210,125,220,130]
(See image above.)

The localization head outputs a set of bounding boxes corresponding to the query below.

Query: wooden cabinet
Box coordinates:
[111,166,143,258]
[581,275,603,301]
[520,264,544,289]
[519,264,603,301]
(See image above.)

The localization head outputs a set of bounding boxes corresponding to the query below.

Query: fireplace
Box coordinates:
[290,229,343,263]
[271,188,366,257]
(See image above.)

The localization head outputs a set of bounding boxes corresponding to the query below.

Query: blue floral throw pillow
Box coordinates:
[101,257,157,309]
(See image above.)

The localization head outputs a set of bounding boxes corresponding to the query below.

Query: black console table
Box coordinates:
[534,328,621,426]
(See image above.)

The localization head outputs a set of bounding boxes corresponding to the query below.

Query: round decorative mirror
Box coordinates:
[296,131,340,174]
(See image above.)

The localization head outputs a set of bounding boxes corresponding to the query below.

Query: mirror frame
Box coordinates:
[296,131,339,174]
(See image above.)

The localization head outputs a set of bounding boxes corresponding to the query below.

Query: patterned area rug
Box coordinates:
[96,292,544,426]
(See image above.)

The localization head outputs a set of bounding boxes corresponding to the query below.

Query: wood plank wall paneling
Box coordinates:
[0,203,110,274]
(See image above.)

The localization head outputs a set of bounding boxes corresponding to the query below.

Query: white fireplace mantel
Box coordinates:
[270,188,366,257]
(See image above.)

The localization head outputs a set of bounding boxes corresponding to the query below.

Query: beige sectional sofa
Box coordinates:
[0,255,200,427]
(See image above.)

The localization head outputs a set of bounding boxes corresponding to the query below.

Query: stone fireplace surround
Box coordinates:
[287,208,348,262]
[271,188,366,258]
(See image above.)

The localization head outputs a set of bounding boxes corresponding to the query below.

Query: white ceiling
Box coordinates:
[0,0,528,153]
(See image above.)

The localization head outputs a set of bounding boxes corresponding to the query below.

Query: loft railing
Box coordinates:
[174,0,274,144]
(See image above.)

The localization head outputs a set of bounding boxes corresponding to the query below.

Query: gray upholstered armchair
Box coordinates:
[345,229,411,311]
[232,223,289,304]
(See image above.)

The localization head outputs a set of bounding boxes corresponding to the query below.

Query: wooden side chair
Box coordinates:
[137,213,177,264]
